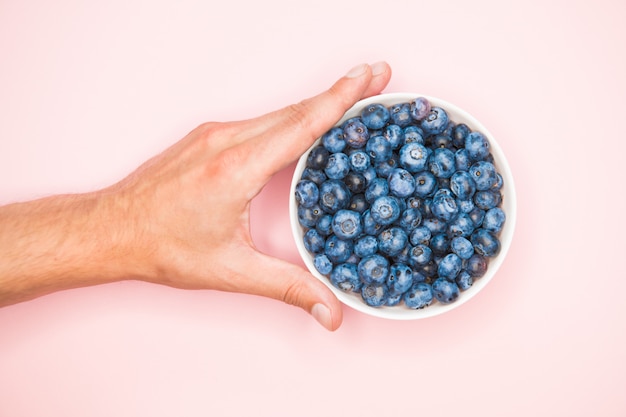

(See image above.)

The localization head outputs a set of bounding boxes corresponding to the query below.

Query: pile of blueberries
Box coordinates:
[295,97,506,309]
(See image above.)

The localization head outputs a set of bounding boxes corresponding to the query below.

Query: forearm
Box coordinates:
[0,190,147,307]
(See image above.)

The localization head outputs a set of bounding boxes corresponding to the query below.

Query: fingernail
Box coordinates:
[371,61,388,76]
[345,63,369,78]
[311,303,333,330]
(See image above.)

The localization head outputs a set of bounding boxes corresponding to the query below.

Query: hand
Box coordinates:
[0,62,391,330]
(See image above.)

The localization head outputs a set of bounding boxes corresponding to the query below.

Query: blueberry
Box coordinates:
[343,119,369,148]
[438,253,463,280]
[409,225,431,246]
[365,177,390,203]
[388,168,416,198]
[471,228,501,257]
[450,170,476,200]
[413,171,437,197]
[313,254,333,275]
[399,142,430,173]
[348,193,368,213]
[432,278,460,304]
[409,244,433,266]
[468,207,486,227]
[385,292,404,306]
[410,97,431,121]
[366,135,392,163]
[301,167,326,185]
[294,180,319,209]
[375,154,400,178]
[455,270,473,291]
[469,161,498,190]
[358,254,390,284]
[403,125,425,144]
[418,260,438,278]
[361,103,390,129]
[370,196,401,225]
[354,235,379,258]
[422,217,447,235]
[321,127,346,153]
[331,209,363,240]
[431,189,459,222]
[362,210,383,236]
[465,131,491,161]
[421,107,449,135]
[452,123,471,148]
[455,148,471,171]
[361,283,389,307]
[330,263,361,292]
[362,166,378,185]
[429,147,457,179]
[319,180,351,214]
[451,236,475,259]
[430,233,450,256]
[306,145,330,170]
[389,102,412,127]
[325,152,350,179]
[474,190,502,210]
[377,226,408,257]
[447,213,475,238]
[349,150,371,173]
[432,134,453,149]
[383,124,404,149]
[315,213,333,236]
[297,204,323,228]
[324,235,354,263]
[457,198,475,214]
[403,282,433,309]
[387,263,413,295]
[466,254,488,278]
[343,172,367,194]
[396,208,422,232]
[303,229,325,254]
[483,207,506,233]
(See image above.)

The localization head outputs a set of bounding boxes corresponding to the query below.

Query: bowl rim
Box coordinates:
[289,92,517,320]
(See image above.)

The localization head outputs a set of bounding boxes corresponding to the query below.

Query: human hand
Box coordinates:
[107,62,392,330]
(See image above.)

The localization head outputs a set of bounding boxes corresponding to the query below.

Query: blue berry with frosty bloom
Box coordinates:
[399,142,430,172]
[324,235,354,263]
[354,235,378,258]
[465,131,491,161]
[421,107,449,135]
[348,193,368,213]
[409,244,433,266]
[362,210,383,236]
[365,177,389,203]
[313,254,333,275]
[294,180,319,208]
[361,103,390,129]
[474,190,501,210]
[361,283,389,307]
[388,168,416,198]
[330,263,361,292]
[432,189,459,222]
[404,282,433,309]
[343,172,366,194]
[324,152,350,179]
[456,270,473,291]
[447,213,475,238]
[303,229,325,254]
[358,254,390,284]
[430,233,450,256]
[366,135,392,163]
[450,170,476,200]
[387,263,413,295]
[331,209,363,240]
[297,204,323,228]
[483,207,506,233]
[432,278,460,304]
[423,217,447,235]
[457,199,475,214]
[306,145,329,170]
[396,208,422,232]
[470,161,498,190]
[471,228,501,257]
[468,207,485,227]
[377,226,408,257]
[385,292,403,306]
[410,97,431,121]
[383,124,404,149]
[438,253,463,280]
[315,213,333,236]
[455,148,471,171]
[375,154,400,179]
[451,236,474,259]
[403,125,425,144]
[301,167,326,185]
[452,123,471,148]
[349,150,371,173]
[429,147,457,179]
[389,102,412,127]
[319,179,350,214]
[343,118,369,148]
[370,196,401,225]
[466,254,488,278]
[321,127,346,153]
[409,226,431,246]
[414,171,437,197]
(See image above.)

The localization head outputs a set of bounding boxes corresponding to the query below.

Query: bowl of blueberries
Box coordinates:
[289,93,516,319]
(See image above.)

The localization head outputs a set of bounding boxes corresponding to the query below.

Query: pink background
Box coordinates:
[1,1,624,416]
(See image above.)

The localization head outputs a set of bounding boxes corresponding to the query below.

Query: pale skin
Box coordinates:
[0,62,392,331]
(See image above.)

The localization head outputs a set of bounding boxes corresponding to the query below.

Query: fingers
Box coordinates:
[235,250,344,331]
[247,61,392,183]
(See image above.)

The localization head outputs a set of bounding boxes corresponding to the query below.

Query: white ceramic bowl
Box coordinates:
[289,93,517,320]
